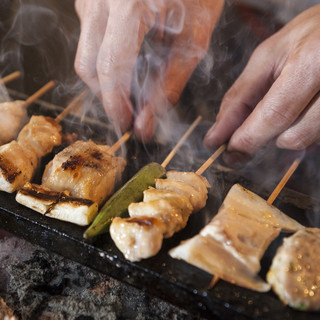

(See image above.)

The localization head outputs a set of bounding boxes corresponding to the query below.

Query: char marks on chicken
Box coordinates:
[42,140,126,205]
[0,116,62,192]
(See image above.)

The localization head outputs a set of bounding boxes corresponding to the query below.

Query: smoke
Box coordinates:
[0,0,81,105]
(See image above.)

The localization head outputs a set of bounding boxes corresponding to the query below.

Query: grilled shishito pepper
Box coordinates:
[83,162,166,239]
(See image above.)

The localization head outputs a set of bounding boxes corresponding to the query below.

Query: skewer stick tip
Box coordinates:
[267,156,302,205]
[55,89,89,124]
[110,131,132,154]
[161,115,202,168]
[23,80,56,108]
[209,275,220,289]
[0,71,22,84]
[196,144,226,176]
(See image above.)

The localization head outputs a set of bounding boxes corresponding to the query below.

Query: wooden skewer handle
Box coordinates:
[22,80,56,108]
[196,144,226,175]
[267,156,302,205]
[161,115,202,168]
[0,71,21,84]
[109,131,132,154]
[55,89,89,124]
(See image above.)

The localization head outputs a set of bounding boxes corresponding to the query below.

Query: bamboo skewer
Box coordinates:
[109,131,132,154]
[22,80,56,109]
[55,89,89,124]
[0,71,21,84]
[196,144,227,175]
[161,116,202,168]
[208,154,303,289]
[55,90,130,154]
[267,157,303,205]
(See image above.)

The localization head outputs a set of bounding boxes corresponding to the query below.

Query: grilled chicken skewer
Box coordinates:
[17,116,200,228]
[84,116,203,239]
[16,137,128,226]
[0,90,86,193]
[0,115,62,192]
[0,81,55,146]
[109,145,226,262]
[169,156,304,292]
[110,171,210,262]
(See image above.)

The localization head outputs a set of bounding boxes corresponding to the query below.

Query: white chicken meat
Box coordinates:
[267,228,320,311]
[110,171,210,262]
[0,100,28,146]
[169,184,304,292]
[0,115,62,192]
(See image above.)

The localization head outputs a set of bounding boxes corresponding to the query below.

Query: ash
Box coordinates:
[0,234,204,320]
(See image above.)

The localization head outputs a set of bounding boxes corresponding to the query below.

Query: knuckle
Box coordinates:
[231,132,257,154]
[277,132,307,150]
[74,58,91,79]
[250,39,274,62]
[261,105,294,129]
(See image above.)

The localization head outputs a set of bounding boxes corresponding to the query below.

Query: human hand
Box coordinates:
[204,4,320,166]
[74,0,224,141]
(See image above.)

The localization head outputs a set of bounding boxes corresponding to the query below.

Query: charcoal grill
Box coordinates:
[1,2,320,318]
[0,91,319,320]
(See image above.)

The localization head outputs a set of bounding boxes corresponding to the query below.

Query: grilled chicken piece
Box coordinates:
[0,115,62,193]
[42,140,126,205]
[169,184,303,292]
[129,188,193,238]
[0,141,36,192]
[201,207,281,273]
[155,171,210,211]
[17,115,62,159]
[16,183,98,226]
[267,228,320,311]
[111,172,210,262]
[222,184,303,232]
[169,232,271,292]
[110,216,166,262]
[0,100,28,146]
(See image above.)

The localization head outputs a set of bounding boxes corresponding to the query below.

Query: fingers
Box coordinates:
[96,3,156,132]
[204,38,320,163]
[203,40,279,150]
[225,53,320,155]
[74,1,108,96]
[276,92,320,150]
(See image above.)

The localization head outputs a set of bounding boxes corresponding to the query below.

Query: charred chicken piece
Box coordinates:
[16,140,126,225]
[42,140,126,205]
[16,182,98,226]
[267,228,320,311]
[0,116,62,192]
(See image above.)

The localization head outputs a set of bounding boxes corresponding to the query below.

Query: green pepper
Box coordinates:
[83,162,166,240]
